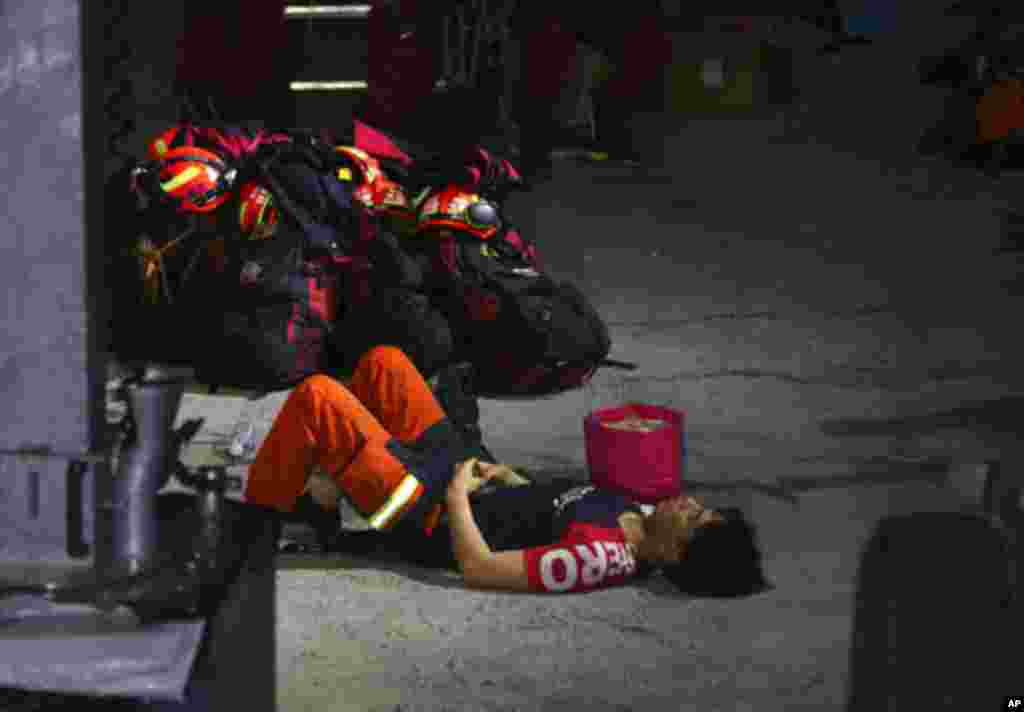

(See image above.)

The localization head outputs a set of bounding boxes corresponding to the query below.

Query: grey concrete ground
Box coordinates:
[165,42,1024,710]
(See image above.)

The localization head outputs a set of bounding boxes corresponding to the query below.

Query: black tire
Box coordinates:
[848,512,1016,710]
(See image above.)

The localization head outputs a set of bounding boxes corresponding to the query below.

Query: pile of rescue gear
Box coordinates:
[107,118,618,402]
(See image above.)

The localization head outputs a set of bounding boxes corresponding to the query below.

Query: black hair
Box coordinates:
[660,507,772,598]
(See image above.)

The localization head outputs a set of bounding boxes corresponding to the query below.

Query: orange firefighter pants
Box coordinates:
[244,345,448,531]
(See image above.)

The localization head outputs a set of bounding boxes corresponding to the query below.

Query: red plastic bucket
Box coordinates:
[583,403,686,504]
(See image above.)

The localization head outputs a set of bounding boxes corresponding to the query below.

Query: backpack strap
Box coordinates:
[255,144,350,255]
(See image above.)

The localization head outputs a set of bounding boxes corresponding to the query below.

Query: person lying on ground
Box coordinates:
[327,459,770,597]
[245,345,770,596]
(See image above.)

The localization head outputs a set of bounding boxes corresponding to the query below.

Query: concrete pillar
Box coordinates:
[0,0,101,565]
[0,4,277,709]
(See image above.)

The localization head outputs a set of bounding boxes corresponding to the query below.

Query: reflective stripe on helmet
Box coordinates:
[161,164,202,193]
[257,198,271,226]
[240,187,274,234]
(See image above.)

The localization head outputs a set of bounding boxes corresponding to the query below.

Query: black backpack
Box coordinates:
[108,128,451,390]
[106,133,367,389]
[189,224,352,392]
[336,122,614,394]
[409,207,612,398]
[190,135,456,392]
[459,246,612,398]
[186,140,378,392]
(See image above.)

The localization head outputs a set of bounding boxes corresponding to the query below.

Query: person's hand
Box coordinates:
[305,469,342,511]
[477,462,531,488]
[448,458,496,499]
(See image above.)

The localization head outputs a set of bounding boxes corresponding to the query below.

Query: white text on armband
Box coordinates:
[539,541,636,591]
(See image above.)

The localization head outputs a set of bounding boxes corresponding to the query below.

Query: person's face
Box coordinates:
[645,497,723,565]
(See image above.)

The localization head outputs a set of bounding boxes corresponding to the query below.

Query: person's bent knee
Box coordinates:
[359,345,415,372]
[296,373,348,400]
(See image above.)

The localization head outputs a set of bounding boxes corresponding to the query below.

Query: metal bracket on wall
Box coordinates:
[0,445,107,560]
[0,442,105,561]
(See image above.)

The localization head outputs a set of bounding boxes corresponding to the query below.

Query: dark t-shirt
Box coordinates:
[383,478,653,592]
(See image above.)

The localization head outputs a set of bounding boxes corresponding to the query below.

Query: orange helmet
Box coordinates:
[237,181,280,240]
[154,146,235,213]
[415,185,501,240]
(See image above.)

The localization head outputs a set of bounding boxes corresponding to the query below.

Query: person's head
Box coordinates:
[638,497,771,598]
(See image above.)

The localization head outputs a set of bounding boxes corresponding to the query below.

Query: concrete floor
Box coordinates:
[163,99,1024,710]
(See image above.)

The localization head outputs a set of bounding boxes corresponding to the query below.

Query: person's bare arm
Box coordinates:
[446,460,531,591]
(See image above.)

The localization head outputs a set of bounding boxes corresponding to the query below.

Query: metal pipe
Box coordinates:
[103,375,185,578]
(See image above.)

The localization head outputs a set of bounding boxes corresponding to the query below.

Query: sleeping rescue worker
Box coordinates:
[245,345,771,596]
[388,459,770,596]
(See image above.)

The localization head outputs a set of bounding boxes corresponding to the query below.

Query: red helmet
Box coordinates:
[334,146,383,197]
[154,146,235,213]
[415,185,501,240]
[370,178,417,236]
[237,181,279,240]
[335,145,415,232]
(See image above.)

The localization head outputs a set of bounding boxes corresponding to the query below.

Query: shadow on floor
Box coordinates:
[276,549,470,590]
[276,537,690,600]
[846,511,1017,711]
[821,396,1024,440]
